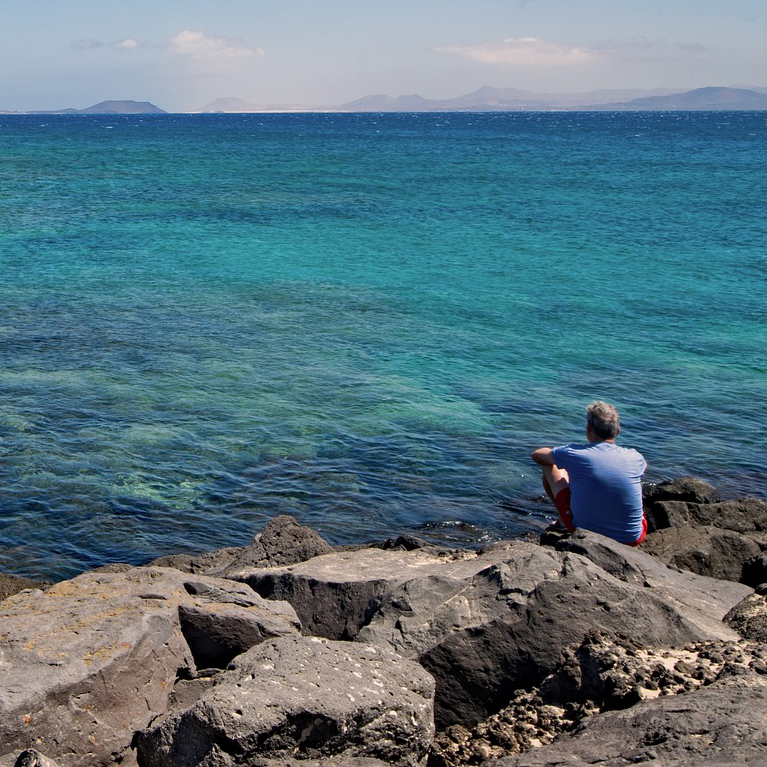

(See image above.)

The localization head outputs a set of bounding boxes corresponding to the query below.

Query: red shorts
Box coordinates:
[554,488,647,546]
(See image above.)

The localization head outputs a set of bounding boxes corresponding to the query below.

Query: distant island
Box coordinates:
[3,88,767,115]
[198,86,767,113]
[0,100,167,115]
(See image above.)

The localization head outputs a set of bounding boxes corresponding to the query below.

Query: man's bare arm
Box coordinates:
[531,447,556,466]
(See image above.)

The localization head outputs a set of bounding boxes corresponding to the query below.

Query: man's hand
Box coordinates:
[531,447,556,466]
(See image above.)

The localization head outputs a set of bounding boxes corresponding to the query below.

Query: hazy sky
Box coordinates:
[2,0,765,111]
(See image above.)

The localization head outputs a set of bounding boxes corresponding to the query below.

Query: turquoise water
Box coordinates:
[1,111,765,580]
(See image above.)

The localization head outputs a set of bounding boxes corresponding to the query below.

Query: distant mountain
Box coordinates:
[78,100,166,114]
[589,87,767,111]
[340,94,447,111]
[4,88,767,116]
[28,100,166,115]
[339,87,683,111]
[336,86,767,112]
[194,87,691,114]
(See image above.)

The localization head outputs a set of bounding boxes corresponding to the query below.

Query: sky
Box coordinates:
[1,0,766,112]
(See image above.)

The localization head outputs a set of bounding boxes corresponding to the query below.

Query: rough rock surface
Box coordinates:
[0,751,63,767]
[215,514,333,575]
[650,497,767,534]
[148,516,334,576]
[556,530,752,634]
[0,573,49,602]
[483,669,767,766]
[639,525,761,582]
[0,567,299,767]
[643,476,722,507]
[149,547,243,575]
[742,551,767,587]
[725,593,767,642]
[255,760,390,767]
[228,544,517,641]
[135,636,435,767]
[432,634,767,766]
[228,532,747,727]
[354,534,747,727]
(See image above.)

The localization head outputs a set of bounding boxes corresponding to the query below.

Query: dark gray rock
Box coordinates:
[725,593,767,642]
[149,547,243,574]
[135,636,435,767]
[650,497,767,533]
[216,514,333,575]
[357,535,746,727]
[228,544,517,641]
[178,579,301,668]
[374,535,436,551]
[742,552,767,588]
[632,525,761,582]
[257,760,390,767]
[0,567,299,767]
[11,751,61,767]
[643,476,721,506]
[431,634,767,766]
[557,531,752,633]
[0,573,49,602]
[482,673,767,766]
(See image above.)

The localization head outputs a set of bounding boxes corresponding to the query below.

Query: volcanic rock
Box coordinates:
[639,525,761,582]
[0,573,50,602]
[725,592,767,643]
[742,552,767,588]
[649,497,767,534]
[227,543,517,641]
[216,514,334,574]
[135,636,435,767]
[149,547,244,574]
[432,634,767,766]
[643,476,721,506]
[0,567,299,767]
[482,671,767,766]
[245,533,748,727]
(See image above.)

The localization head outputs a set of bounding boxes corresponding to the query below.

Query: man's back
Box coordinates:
[552,441,646,544]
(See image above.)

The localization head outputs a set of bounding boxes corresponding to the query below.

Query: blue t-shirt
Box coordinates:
[552,441,647,543]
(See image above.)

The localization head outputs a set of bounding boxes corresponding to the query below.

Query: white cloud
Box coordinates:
[435,37,601,67]
[167,30,264,60]
[113,38,141,51]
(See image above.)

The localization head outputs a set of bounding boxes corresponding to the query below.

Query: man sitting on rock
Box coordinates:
[531,400,647,545]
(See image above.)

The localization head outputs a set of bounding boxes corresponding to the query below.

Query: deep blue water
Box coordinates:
[1,111,765,580]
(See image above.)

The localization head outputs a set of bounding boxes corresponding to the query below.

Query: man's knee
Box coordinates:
[543,464,569,496]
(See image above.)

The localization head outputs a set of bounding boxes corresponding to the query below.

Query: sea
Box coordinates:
[0,111,765,581]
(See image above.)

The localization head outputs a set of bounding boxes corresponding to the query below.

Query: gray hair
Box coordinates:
[587,400,621,440]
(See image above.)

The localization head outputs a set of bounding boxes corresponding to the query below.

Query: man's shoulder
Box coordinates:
[554,442,590,453]
[557,442,644,462]
[613,444,646,462]
[552,443,590,465]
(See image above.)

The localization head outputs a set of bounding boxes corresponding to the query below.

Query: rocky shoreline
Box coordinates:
[1,476,766,767]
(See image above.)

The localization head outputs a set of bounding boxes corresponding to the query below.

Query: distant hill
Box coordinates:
[78,100,166,114]
[581,87,767,112]
[7,88,767,116]
[339,86,767,112]
[28,100,166,115]
[195,87,686,113]
[337,87,684,111]
[597,86,767,111]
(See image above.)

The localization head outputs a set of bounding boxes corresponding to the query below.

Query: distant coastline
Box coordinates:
[4,86,767,115]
